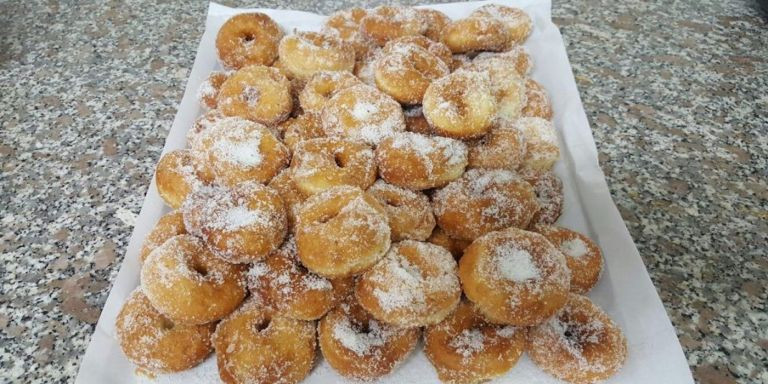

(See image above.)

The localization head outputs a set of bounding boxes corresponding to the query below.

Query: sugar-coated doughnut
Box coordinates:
[374,39,450,104]
[376,132,468,190]
[360,6,427,46]
[217,65,293,125]
[216,13,283,69]
[471,4,532,48]
[322,8,370,59]
[320,83,406,145]
[528,294,628,384]
[266,169,305,232]
[472,45,532,77]
[213,300,316,384]
[356,240,461,327]
[116,289,214,373]
[523,78,554,120]
[427,226,471,261]
[422,70,497,139]
[197,71,230,109]
[385,35,454,71]
[450,54,473,71]
[318,295,420,380]
[424,300,526,383]
[182,183,287,263]
[290,137,376,197]
[156,149,201,209]
[467,118,527,171]
[403,106,433,135]
[441,17,509,53]
[278,32,355,81]
[432,169,540,241]
[188,109,226,148]
[296,186,390,278]
[533,225,603,294]
[191,117,289,187]
[521,169,564,225]
[459,228,570,325]
[278,113,325,153]
[299,71,361,114]
[517,117,560,171]
[353,46,382,86]
[466,57,526,122]
[417,8,451,42]
[141,235,247,325]
[249,237,350,320]
[139,211,187,263]
[367,180,435,241]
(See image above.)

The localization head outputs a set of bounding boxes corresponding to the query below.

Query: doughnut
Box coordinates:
[360,6,427,46]
[521,169,564,225]
[427,226,471,261]
[277,32,355,81]
[373,39,450,104]
[450,54,472,71]
[318,295,420,380]
[467,118,527,171]
[376,132,468,190]
[353,47,382,86]
[216,13,282,69]
[458,227,570,325]
[367,180,435,241]
[197,71,230,109]
[278,113,325,153]
[266,169,305,232]
[248,237,351,320]
[471,4,532,47]
[403,106,433,135]
[141,234,247,325]
[527,294,628,383]
[213,299,316,384]
[441,17,509,53]
[417,8,451,42]
[466,56,526,122]
[424,300,527,383]
[191,116,289,187]
[182,182,287,263]
[432,168,540,241]
[116,289,214,373]
[386,35,453,71]
[295,186,390,278]
[320,83,406,145]
[517,117,560,171]
[422,70,497,139]
[322,8,371,59]
[289,137,376,197]
[298,71,361,114]
[155,149,201,209]
[139,210,187,263]
[522,78,554,120]
[472,45,532,77]
[533,225,603,294]
[217,65,293,125]
[188,109,226,148]
[356,240,461,327]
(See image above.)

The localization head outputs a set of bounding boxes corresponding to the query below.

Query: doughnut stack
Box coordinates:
[117,5,628,384]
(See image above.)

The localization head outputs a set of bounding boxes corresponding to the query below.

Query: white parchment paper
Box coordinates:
[75,1,695,383]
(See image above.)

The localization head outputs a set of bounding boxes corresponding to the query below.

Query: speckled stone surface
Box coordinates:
[0,0,765,383]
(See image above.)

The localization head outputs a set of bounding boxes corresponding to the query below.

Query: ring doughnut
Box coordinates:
[248,237,351,320]
[471,4,532,47]
[385,35,453,72]
[360,6,427,46]
[322,8,371,60]
[182,182,287,263]
[188,109,226,148]
[139,211,187,263]
[217,65,293,125]
[422,70,497,139]
[432,169,540,241]
[424,300,527,383]
[116,289,214,373]
[156,149,202,209]
[458,227,570,325]
[320,84,406,145]
[374,39,450,104]
[404,106,434,135]
[278,32,355,81]
[289,137,376,197]
[375,132,468,190]
[191,117,289,187]
[521,169,564,225]
[427,227,471,261]
[416,8,451,42]
[466,58,526,122]
[367,180,435,241]
[197,71,230,109]
[216,13,283,69]
[527,294,628,383]
[278,113,325,153]
[467,118,527,171]
[472,45,532,77]
[213,300,316,384]
[318,295,421,380]
[295,186,391,278]
[517,117,560,171]
[355,240,461,327]
[533,225,603,294]
[266,169,305,232]
[299,71,361,114]
[522,78,554,120]
[141,234,247,325]
[441,17,508,53]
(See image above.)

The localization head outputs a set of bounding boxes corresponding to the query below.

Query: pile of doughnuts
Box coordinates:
[118,4,628,384]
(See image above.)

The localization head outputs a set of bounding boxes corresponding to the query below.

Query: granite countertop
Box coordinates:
[0,0,766,383]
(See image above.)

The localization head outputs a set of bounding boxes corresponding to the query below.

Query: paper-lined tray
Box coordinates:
[75,1,695,383]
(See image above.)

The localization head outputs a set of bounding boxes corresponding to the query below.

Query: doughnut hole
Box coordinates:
[367,180,435,241]
[290,137,376,197]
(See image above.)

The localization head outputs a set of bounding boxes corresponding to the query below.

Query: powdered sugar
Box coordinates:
[332,316,393,356]
[561,238,588,259]
[449,328,486,358]
[495,246,540,283]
